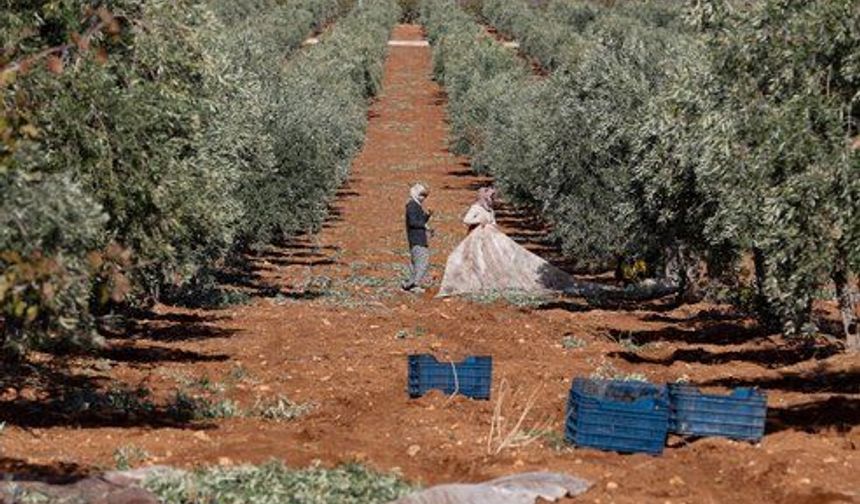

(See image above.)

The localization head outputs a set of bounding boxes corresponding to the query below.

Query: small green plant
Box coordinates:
[143,461,414,503]
[166,392,241,421]
[387,262,411,278]
[610,331,651,353]
[620,338,645,352]
[253,395,312,422]
[204,399,242,419]
[15,489,53,504]
[561,335,586,350]
[590,360,648,382]
[167,374,228,394]
[528,429,569,451]
[226,365,250,385]
[114,444,150,470]
[52,385,156,419]
[346,274,387,288]
[504,291,547,308]
[465,289,548,308]
[304,275,334,295]
[466,291,502,304]
[395,326,428,340]
[303,265,404,309]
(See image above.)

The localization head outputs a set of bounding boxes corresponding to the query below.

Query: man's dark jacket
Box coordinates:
[405,199,430,247]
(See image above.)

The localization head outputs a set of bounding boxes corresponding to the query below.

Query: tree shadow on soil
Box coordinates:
[237,241,342,293]
[642,309,746,324]
[0,361,216,429]
[102,312,240,344]
[322,182,361,228]
[700,366,860,395]
[767,396,860,435]
[447,168,476,178]
[98,344,229,365]
[0,458,92,484]
[607,322,767,347]
[458,180,492,192]
[262,256,338,268]
[535,299,593,312]
[322,205,346,227]
[123,308,228,325]
[265,234,341,259]
[610,342,841,369]
[274,241,340,252]
[539,296,683,314]
[133,324,238,343]
[158,256,294,310]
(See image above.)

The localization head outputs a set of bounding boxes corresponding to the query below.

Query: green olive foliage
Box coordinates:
[422,0,529,159]
[674,0,860,336]
[220,0,397,244]
[3,0,243,352]
[482,0,590,71]
[429,0,860,345]
[0,0,396,354]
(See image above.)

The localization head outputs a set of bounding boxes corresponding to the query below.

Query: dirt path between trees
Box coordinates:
[2,24,858,503]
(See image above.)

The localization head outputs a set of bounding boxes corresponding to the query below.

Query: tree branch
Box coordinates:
[0,17,105,77]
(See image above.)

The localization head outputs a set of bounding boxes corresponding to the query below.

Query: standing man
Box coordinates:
[403,183,432,293]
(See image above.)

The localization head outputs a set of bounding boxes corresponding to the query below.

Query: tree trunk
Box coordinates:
[681,246,705,303]
[751,247,780,331]
[832,252,859,353]
[664,244,702,304]
[752,247,768,302]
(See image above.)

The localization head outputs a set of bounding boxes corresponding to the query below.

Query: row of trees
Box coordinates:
[423,0,859,350]
[0,0,398,355]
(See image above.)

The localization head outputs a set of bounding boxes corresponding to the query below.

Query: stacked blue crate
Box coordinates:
[668,384,767,441]
[407,354,492,399]
[565,378,669,455]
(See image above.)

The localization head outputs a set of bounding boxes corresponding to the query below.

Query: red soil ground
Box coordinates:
[2,24,857,503]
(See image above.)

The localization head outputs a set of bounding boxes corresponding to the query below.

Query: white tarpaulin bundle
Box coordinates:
[391,471,592,504]
[437,225,576,297]
[436,223,677,301]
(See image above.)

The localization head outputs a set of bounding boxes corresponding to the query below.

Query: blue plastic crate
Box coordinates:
[565,378,669,455]
[668,384,767,441]
[407,354,492,400]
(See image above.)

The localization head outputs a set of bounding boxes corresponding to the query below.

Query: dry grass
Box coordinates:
[486,378,552,455]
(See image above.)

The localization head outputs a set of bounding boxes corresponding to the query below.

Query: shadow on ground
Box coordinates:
[610,343,841,369]
[0,458,93,484]
[767,396,860,434]
[608,322,767,347]
[0,361,217,430]
[701,366,860,395]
